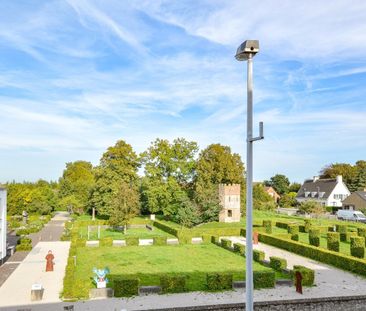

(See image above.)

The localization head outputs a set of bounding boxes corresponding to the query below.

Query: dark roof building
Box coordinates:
[342,190,366,211]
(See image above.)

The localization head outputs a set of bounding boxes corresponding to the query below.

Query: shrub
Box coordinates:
[327,232,340,252]
[293,265,314,286]
[337,225,348,242]
[275,221,289,229]
[99,237,113,247]
[206,273,233,291]
[304,219,312,233]
[346,232,358,242]
[291,234,299,241]
[75,238,86,248]
[125,237,139,246]
[160,275,186,293]
[201,234,212,244]
[211,236,219,244]
[309,228,320,247]
[240,229,246,237]
[153,220,179,237]
[358,227,366,238]
[177,232,193,244]
[262,220,272,234]
[253,271,275,289]
[221,238,232,250]
[288,225,299,235]
[153,236,167,246]
[16,237,32,251]
[111,276,139,297]
[16,228,30,236]
[233,243,245,256]
[269,256,287,271]
[350,236,365,258]
[253,249,265,262]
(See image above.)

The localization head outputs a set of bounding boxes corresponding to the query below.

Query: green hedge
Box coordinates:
[211,236,220,244]
[16,237,32,251]
[221,238,232,250]
[253,249,265,262]
[99,237,113,247]
[75,238,86,248]
[125,237,139,246]
[309,228,320,247]
[160,275,186,293]
[153,220,179,237]
[346,232,358,242]
[153,236,167,246]
[350,236,365,258]
[206,273,233,291]
[327,232,340,252]
[288,225,299,235]
[201,234,212,244]
[304,219,312,233]
[358,227,366,238]
[263,220,272,234]
[253,271,275,289]
[337,225,348,242]
[291,234,299,241]
[275,221,289,229]
[233,243,245,256]
[110,276,139,297]
[258,232,366,277]
[269,256,287,271]
[293,265,314,286]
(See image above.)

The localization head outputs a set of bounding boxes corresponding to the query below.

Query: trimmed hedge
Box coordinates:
[125,237,139,246]
[304,219,312,233]
[99,237,113,247]
[288,225,299,235]
[358,227,366,238]
[291,234,299,241]
[253,271,275,289]
[275,221,289,229]
[110,276,139,297]
[253,249,265,262]
[153,236,167,246]
[75,238,86,248]
[201,234,212,244]
[346,232,358,242]
[263,220,272,234]
[337,225,348,242]
[327,232,340,252]
[309,228,320,247]
[16,237,32,251]
[293,265,314,286]
[153,220,179,237]
[211,236,220,244]
[160,275,186,293]
[269,256,287,271]
[258,232,366,277]
[350,236,365,258]
[233,243,245,256]
[221,238,232,250]
[206,273,233,291]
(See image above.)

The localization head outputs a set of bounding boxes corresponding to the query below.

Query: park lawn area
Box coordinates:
[73,244,285,296]
[78,226,175,240]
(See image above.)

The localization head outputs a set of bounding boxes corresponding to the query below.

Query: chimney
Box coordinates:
[336,175,342,183]
[313,176,319,182]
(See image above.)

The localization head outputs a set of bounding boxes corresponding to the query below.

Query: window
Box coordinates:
[228,196,231,202]
[228,210,233,217]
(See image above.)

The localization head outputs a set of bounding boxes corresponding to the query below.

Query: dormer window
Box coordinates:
[319,192,325,198]
[304,191,310,198]
[311,192,317,198]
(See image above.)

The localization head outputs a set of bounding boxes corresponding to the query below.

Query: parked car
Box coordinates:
[336,210,366,223]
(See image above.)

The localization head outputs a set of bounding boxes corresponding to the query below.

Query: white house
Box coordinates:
[296,175,350,207]
[0,187,7,261]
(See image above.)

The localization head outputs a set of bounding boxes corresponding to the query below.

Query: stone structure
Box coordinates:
[0,187,7,261]
[218,184,241,223]
[264,186,281,203]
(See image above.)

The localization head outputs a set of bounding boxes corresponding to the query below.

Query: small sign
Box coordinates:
[31,283,43,290]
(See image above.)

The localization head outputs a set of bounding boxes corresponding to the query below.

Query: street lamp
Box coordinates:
[235,40,263,311]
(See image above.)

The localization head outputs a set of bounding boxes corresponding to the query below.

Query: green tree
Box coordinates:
[91,140,139,217]
[264,174,290,195]
[59,161,95,214]
[299,200,324,215]
[288,182,301,193]
[109,181,140,233]
[253,184,275,210]
[59,195,83,214]
[279,192,297,208]
[174,197,200,228]
[320,163,357,189]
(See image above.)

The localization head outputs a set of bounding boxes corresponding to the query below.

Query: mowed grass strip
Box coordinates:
[74,244,274,293]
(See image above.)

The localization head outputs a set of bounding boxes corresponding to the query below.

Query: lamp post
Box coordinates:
[235,40,263,311]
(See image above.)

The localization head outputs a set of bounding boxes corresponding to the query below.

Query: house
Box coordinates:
[342,190,366,211]
[296,175,350,207]
[218,184,241,223]
[0,187,7,261]
[264,186,280,203]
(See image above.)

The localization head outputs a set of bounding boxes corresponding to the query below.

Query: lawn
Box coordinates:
[73,244,284,295]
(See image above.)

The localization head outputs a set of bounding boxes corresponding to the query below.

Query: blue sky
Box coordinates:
[0,0,366,183]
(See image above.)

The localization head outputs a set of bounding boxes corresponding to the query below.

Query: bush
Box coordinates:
[125,237,139,246]
[221,238,232,250]
[211,236,219,244]
[153,220,179,237]
[75,238,86,248]
[253,249,265,262]
[275,221,289,229]
[288,225,299,235]
[99,237,113,247]
[233,243,245,256]
[16,237,32,251]
[253,271,275,289]
[16,228,30,236]
[309,228,320,247]
[269,256,287,271]
[201,234,212,244]
[153,236,167,246]
[346,232,358,242]
[291,234,299,241]
[327,232,340,252]
[304,219,312,233]
[177,232,193,244]
[111,276,139,297]
[160,275,186,293]
[358,227,366,238]
[258,232,366,277]
[206,273,233,291]
[337,225,348,242]
[350,236,365,258]
[293,265,314,286]
[240,228,246,237]
[263,220,272,234]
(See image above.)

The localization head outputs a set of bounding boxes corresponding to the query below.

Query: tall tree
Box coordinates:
[91,140,139,217]
[320,163,357,188]
[253,184,276,210]
[194,144,246,220]
[264,174,290,195]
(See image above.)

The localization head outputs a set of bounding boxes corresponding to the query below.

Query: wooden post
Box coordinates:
[88,226,90,240]
[98,225,100,239]
[92,208,95,221]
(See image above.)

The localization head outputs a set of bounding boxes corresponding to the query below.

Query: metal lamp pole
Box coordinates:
[235,40,263,311]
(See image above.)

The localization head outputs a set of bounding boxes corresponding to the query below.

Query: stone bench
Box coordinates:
[167,238,179,245]
[86,240,99,247]
[139,239,153,246]
[138,286,162,296]
[113,240,126,247]
[191,237,203,244]
[89,288,114,299]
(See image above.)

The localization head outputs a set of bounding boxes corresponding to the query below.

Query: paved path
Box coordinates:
[0,241,71,307]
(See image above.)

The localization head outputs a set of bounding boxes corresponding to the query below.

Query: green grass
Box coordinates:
[73,243,284,296]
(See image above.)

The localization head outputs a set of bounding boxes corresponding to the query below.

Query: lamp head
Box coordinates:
[235,40,259,61]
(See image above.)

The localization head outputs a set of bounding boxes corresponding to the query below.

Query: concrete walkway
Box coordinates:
[0,241,70,307]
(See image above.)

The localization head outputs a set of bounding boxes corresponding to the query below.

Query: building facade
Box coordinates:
[264,186,280,203]
[218,184,241,223]
[0,187,7,261]
[296,175,350,207]
[342,190,366,211]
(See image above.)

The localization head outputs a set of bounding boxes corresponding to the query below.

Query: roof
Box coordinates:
[296,178,338,199]
[355,191,366,202]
